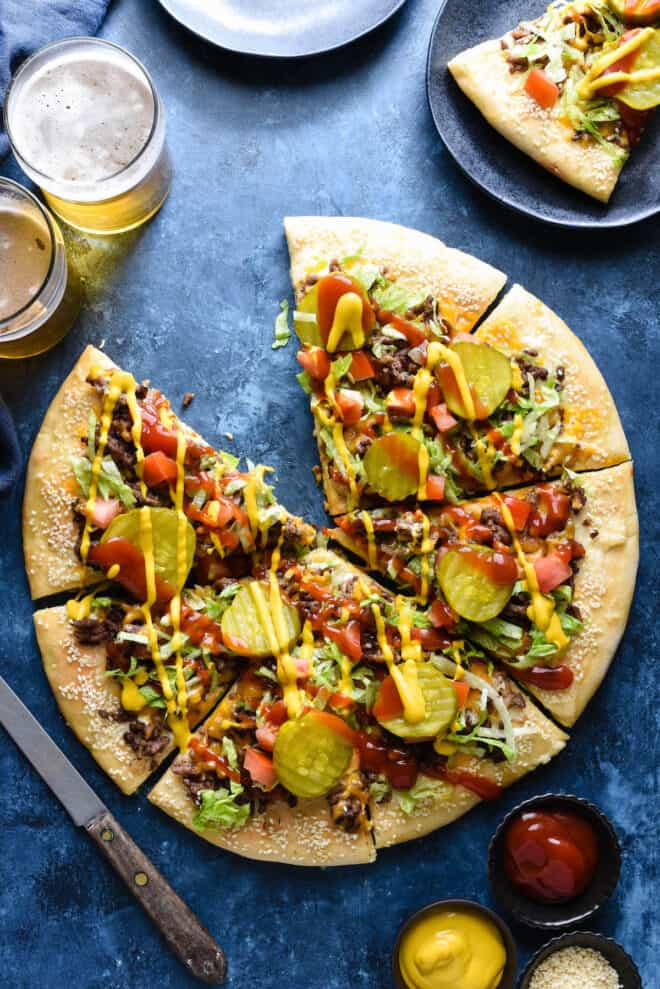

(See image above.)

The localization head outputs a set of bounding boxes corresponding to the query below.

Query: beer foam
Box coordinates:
[9,50,154,184]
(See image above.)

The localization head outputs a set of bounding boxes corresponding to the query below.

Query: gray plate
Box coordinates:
[426,0,660,229]
[157,0,410,57]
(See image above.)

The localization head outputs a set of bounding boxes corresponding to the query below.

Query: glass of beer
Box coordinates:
[4,37,172,236]
[0,178,81,359]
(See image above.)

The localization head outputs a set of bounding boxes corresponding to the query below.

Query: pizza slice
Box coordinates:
[448,1,660,202]
[149,545,566,862]
[285,217,628,513]
[23,344,315,600]
[331,462,638,726]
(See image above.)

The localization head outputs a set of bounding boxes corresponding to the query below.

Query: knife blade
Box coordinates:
[0,675,226,984]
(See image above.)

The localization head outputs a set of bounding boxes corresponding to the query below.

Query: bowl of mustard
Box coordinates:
[392,899,517,989]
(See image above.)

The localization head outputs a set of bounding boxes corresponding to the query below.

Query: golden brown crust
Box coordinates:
[23,346,115,600]
[371,691,567,849]
[33,605,233,795]
[448,40,623,203]
[524,462,638,726]
[475,284,630,473]
[284,216,506,332]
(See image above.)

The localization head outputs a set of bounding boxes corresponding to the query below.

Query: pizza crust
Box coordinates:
[148,767,375,867]
[284,216,506,333]
[33,605,233,795]
[448,40,623,203]
[23,345,115,600]
[525,461,638,726]
[371,691,567,849]
[475,284,630,473]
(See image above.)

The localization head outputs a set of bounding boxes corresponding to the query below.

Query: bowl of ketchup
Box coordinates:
[488,794,621,929]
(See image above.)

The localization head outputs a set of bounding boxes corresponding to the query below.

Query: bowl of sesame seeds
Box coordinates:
[518,932,642,989]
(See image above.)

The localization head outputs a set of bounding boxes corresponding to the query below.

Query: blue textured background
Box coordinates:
[0,1,658,986]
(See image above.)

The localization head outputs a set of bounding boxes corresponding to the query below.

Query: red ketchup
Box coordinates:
[504,809,599,903]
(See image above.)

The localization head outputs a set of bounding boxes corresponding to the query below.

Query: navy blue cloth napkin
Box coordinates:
[0,0,111,496]
[1,0,111,158]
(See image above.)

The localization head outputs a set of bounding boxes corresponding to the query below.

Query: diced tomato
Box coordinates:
[317,273,373,345]
[296,348,331,380]
[524,68,559,109]
[376,310,427,347]
[349,351,376,380]
[306,709,357,745]
[452,679,470,710]
[325,619,362,661]
[429,403,458,434]
[262,700,289,726]
[534,553,573,593]
[372,675,404,721]
[87,537,175,604]
[599,30,643,97]
[142,451,178,488]
[328,691,354,710]
[424,475,446,502]
[295,657,311,679]
[411,626,451,650]
[186,496,234,530]
[180,604,224,653]
[426,381,442,410]
[255,725,278,752]
[336,389,364,426]
[89,497,122,529]
[503,495,532,531]
[428,599,456,631]
[387,388,416,418]
[243,748,277,788]
[625,0,660,16]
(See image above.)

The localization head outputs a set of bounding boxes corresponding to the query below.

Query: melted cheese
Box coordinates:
[327,292,364,353]
[578,28,655,98]
[66,593,95,621]
[494,495,569,653]
[509,413,524,457]
[371,603,425,724]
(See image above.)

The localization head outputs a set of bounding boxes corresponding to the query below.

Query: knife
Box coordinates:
[0,675,226,984]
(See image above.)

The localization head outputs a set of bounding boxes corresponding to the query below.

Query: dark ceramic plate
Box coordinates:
[426,0,660,228]
[157,0,409,57]
[488,794,621,930]
[519,931,643,989]
[391,899,517,989]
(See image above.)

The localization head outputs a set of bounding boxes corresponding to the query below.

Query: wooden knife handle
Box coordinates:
[86,808,226,984]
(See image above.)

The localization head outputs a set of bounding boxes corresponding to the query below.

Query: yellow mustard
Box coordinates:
[398,909,506,989]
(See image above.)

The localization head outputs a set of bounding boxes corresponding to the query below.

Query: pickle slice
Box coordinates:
[616,30,660,109]
[437,545,514,623]
[363,433,421,501]
[376,663,457,740]
[220,580,301,658]
[273,713,354,798]
[443,341,512,419]
[607,0,660,25]
[293,284,323,347]
[102,507,196,591]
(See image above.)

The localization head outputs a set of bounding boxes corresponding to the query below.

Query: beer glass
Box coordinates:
[4,38,172,236]
[0,178,81,358]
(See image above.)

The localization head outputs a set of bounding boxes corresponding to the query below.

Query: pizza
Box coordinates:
[285,217,628,516]
[21,218,637,865]
[447,1,660,202]
[331,463,638,727]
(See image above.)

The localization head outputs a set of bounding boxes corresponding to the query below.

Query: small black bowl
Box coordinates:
[392,898,517,989]
[489,794,621,930]
[518,931,642,989]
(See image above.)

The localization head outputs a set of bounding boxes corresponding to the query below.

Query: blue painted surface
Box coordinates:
[0,0,658,986]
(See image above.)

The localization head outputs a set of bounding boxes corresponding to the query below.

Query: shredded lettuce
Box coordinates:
[193,783,250,830]
[297,370,313,394]
[349,263,383,293]
[331,353,353,381]
[72,455,136,508]
[221,736,239,770]
[138,685,167,709]
[272,299,291,350]
[368,775,391,804]
[372,281,426,315]
[394,776,453,815]
[105,657,141,681]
